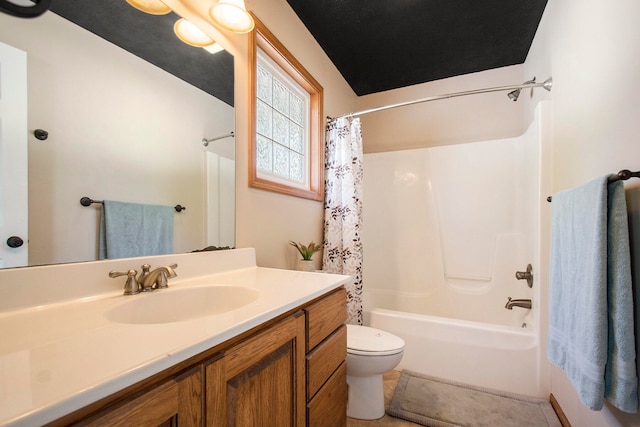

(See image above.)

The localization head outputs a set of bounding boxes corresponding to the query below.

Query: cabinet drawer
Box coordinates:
[307,362,347,427]
[307,324,346,400]
[305,288,346,351]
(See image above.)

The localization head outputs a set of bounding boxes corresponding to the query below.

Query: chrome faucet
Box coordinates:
[505,297,532,310]
[109,263,178,295]
[139,263,178,291]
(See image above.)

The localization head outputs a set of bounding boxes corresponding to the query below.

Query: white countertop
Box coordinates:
[0,249,349,426]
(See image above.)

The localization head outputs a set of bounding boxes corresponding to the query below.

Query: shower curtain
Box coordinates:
[323,117,364,324]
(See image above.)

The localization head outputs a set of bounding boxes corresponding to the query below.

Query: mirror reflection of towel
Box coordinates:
[99,200,174,259]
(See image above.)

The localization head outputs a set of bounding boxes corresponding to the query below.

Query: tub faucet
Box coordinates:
[515,264,534,288]
[139,263,178,291]
[505,297,532,310]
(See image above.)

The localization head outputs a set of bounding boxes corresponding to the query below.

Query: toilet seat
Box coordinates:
[347,324,405,356]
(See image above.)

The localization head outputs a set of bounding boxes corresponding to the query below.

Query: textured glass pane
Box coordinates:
[290,152,304,183]
[273,78,290,115]
[290,93,304,125]
[257,64,272,104]
[256,100,272,138]
[290,123,303,154]
[273,143,290,178]
[273,111,289,147]
[256,135,272,173]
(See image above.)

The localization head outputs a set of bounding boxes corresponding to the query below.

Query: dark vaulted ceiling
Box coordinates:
[286,0,548,96]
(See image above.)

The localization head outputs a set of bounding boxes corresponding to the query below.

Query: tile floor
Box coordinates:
[346,370,419,427]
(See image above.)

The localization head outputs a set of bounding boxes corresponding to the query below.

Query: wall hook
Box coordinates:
[34,129,48,140]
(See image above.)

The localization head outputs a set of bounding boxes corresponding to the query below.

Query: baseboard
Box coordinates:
[550,393,572,427]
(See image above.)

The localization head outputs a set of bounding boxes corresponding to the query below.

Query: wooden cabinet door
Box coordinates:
[307,362,347,427]
[206,313,306,427]
[77,366,202,427]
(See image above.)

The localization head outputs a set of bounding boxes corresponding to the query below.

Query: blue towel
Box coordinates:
[548,175,638,412]
[99,200,174,259]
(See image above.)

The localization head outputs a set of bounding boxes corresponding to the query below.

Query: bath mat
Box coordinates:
[388,370,561,427]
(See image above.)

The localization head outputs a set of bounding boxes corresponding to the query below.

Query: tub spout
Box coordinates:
[505,297,531,310]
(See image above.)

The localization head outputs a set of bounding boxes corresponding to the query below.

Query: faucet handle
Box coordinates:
[515,264,533,288]
[109,269,140,295]
[154,263,178,289]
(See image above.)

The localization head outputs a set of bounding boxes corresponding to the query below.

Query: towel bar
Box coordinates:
[546,169,640,202]
[80,197,186,212]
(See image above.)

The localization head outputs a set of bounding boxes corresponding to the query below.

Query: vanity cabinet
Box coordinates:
[205,312,306,426]
[305,288,348,427]
[77,367,202,427]
[49,287,346,427]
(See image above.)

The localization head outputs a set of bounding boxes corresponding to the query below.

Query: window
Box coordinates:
[249,17,324,201]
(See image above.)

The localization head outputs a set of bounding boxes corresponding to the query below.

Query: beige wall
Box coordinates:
[171,0,358,270]
[241,1,358,269]
[525,0,640,425]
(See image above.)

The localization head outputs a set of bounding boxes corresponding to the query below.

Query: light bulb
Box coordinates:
[125,0,171,15]
[210,0,254,33]
[174,18,216,47]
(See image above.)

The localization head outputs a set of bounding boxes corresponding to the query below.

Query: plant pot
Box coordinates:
[297,259,315,272]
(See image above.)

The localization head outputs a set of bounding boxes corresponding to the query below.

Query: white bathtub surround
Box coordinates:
[362,102,552,398]
[362,109,541,326]
[323,117,364,324]
[0,248,350,426]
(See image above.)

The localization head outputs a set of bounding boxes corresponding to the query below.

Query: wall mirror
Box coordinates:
[0,0,235,269]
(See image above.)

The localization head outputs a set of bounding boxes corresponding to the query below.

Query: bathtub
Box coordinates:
[368,306,545,398]
[364,282,534,328]
[361,102,552,399]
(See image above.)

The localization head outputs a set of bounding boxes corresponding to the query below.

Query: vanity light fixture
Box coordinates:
[210,0,255,33]
[125,0,171,15]
[174,18,216,47]
[124,0,248,49]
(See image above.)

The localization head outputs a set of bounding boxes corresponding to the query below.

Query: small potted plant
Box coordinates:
[289,240,322,271]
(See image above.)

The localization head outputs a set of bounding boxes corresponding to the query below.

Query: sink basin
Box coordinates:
[106,285,260,324]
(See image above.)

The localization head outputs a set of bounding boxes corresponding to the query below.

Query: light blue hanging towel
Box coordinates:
[99,200,174,260]
[548,175,638,413]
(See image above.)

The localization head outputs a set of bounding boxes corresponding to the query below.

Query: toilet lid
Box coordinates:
[347,324,405,356]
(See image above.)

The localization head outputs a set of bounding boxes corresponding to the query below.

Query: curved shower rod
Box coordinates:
[330,77,553,120]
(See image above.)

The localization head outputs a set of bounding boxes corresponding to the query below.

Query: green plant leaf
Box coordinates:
[289,240,323,260]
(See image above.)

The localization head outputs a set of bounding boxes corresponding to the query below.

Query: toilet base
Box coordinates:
[347,374,385,420]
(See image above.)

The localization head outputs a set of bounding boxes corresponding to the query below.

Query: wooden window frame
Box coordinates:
[249,15,324,201]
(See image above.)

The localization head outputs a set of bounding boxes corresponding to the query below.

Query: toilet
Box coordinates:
[346,324,405,420]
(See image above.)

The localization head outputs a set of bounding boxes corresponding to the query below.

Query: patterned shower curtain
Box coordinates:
[323,117,364,325]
